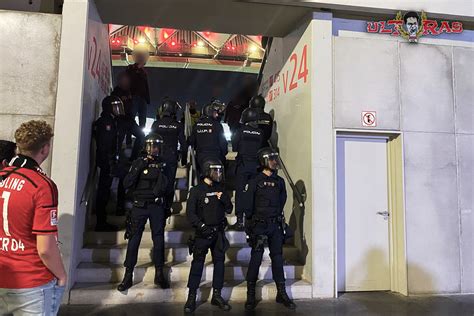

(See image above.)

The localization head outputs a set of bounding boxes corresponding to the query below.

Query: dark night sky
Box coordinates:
[112,66,257,118]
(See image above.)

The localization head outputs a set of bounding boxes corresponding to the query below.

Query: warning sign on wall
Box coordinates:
[362,111,377,127]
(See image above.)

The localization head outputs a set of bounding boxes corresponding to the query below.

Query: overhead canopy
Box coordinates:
[95,0,312,37]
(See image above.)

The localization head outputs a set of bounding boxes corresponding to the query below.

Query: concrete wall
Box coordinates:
[334,34,473,294]
[0,10,61,174]
[260,16,315,288]
[52,0,111,289]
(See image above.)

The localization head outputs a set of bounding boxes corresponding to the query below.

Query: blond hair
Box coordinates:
[14,120,54,154]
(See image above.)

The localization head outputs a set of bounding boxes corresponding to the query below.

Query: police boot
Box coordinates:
[233,216,245,231]
[276,282,296,310]
[154,267,170,289]
[184,289,197,313]
[245,281,257,311]
[117,269,133,292]
[211,288,231,311]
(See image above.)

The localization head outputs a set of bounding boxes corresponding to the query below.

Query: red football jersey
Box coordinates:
[0,161,59,289]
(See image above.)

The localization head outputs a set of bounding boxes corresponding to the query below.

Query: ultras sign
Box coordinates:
[367,11,463,43]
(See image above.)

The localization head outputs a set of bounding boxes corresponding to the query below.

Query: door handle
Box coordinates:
[376,211,390,220]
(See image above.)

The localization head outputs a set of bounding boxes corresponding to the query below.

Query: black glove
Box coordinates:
[198,223,215,239]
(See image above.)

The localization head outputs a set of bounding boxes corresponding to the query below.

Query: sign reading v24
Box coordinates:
[264,44,309,102]
[282,44,309,92]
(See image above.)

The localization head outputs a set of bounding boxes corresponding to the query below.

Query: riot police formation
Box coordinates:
[151,99,187,216]
[184,159,233,313]
[249,95,274,147]
[231,107,263,230]
[189,102,228,175]
[243,147,296,311]
[117,133,172,291]
[93,95,125,232]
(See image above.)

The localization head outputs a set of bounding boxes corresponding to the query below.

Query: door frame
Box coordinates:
[334,130,408,296]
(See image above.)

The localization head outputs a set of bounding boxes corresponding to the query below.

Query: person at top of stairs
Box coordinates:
[117,133,173,292]
[151,99,187,217]
[243,147,296,311]
[184,158,233,313]
[231,107,264,231]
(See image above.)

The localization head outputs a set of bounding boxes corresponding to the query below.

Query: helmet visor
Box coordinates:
[263,152,280,170]
[111,99,125,117]
[208,164,224,182]
[145,139,163,157]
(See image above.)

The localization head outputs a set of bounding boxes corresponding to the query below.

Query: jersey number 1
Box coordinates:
[2,191,11,236]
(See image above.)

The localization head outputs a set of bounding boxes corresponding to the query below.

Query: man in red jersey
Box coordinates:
[0,120,67,316]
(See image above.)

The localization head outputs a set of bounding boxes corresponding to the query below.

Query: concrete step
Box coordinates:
[75,261,304,283]
[80,243,300,264]
[69,279,312,304]
[84,230,247,246]
[101,213,238,230]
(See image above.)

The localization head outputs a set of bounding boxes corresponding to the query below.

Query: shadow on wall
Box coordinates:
[289,180,309,265]
[268,110,308,265]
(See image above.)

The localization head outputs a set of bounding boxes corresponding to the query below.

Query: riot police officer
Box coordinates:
[184,159,233,313]
[93,95,124,232]
[231,108,263,230]
[243,147,296,311]
[151,99,187,216]
[249,95,273,147]
[189,103,228,175]
[117,133,172,291]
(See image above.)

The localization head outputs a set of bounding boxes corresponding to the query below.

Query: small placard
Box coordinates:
[362,111,377,127]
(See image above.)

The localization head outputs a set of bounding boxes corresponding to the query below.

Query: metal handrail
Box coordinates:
[184,104,198,188]
[268,140,305,208]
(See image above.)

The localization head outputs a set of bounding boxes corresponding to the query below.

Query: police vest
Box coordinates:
[237,126,262,162]
[152,117,180,156]
[195,118,221,153]
[196,188,227,226]
[254,178,282,218]
[133,162,168,202]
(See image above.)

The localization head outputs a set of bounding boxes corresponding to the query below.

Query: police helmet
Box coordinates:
[144,133,164,158]
[202,158,225,183]
[161,100,178,117]
[249,95,266,110]
[239,107,259,125]
[257,147,280,170]
[102,95,125,117]
[203,103,219,119]
[212,100,226,114]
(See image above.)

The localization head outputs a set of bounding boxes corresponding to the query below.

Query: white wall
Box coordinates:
[52,0,111,289]
[0,10,61,174]
[333,32,473,294]
[260,15,315,287]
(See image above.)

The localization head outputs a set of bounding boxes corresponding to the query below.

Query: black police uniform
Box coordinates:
[231,125,263,219]
[122,155,171,272]
[126,63,150,128]
[244,171,287,284]
[112,85,145,161]
[189,117,228,175]
[93,111,118,229]
[256,110,273,147]
[186,181,233,291]
[151,116,186,214]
